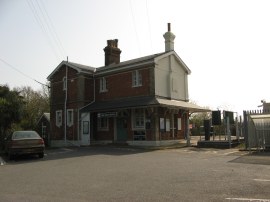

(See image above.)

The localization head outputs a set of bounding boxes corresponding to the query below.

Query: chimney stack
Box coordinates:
[163,23,175,52]
[104,39,121,66]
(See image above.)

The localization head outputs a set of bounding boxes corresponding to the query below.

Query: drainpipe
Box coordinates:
[64,58,68,146]
[186,113,190,146]
[77,71,96,144]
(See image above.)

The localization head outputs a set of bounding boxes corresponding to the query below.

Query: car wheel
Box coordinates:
[38,153,44,158]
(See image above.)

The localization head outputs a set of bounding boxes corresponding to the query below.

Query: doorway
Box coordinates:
[81,112,90,146]
[116,118,128,141]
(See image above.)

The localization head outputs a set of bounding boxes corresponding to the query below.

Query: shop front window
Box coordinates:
[132,109,145,130]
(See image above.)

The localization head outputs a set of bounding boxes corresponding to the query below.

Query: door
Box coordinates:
[116,118,128,141]
[81,112,90,146]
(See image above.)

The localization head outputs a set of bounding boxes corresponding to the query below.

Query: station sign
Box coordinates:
[98,112,118,118]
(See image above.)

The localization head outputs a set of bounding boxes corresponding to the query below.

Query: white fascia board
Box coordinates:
[47,61,94,80]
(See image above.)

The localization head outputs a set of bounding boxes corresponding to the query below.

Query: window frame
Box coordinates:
[132,108,145,130]
[98,117,109,131]
[56,110,62,127]
[67,109,74,127]
[99,77,107,92]
[132,70,142,87]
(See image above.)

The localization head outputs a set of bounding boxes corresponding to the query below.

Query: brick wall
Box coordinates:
[49,65,94,140]
[96,67,153,101]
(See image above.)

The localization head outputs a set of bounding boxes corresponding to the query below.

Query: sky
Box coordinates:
[1,0,270,115]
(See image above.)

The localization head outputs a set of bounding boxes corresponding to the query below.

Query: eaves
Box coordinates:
[94,60,155,77]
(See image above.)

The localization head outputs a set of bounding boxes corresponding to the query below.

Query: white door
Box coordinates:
[81,112,90,146]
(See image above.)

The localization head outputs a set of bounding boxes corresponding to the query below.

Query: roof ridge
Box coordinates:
[96,52,166,71]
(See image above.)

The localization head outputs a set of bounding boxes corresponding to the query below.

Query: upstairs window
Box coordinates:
[132,70,142,87]
[100,77,107,92]
[56,110,62,127]
[67,109,73,127]
[63,77,67,91]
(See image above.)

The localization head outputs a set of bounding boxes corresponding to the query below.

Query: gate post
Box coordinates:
[243,110,248,150]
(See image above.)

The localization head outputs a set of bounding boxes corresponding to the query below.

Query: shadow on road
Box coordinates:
[229,151,270,165]
[0,145,152,165]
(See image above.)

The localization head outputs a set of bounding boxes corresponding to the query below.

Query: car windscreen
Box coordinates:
[12,131,40,140]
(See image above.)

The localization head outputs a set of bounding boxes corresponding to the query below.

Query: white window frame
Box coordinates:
[166,118,170,132]
[63,77,67,91]
[99,77,107,92]
[177,118,182,130]
[132,70,142,87]
[56,110,62,127]
[132,109,145,130]
[67,109,74,127]
[98,117,109,131]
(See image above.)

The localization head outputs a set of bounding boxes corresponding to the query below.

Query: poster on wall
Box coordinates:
[177,118,181,130]
[160,118,165,130]
[83,121,89,134]
[166,119,170,132]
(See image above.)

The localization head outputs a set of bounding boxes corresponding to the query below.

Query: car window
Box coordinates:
[12,131,40,139]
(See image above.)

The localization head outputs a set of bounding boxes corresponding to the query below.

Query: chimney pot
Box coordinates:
[104,39,121,66]
[163,23,175,52]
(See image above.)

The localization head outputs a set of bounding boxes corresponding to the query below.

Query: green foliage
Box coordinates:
[190,112,211,127]
[0,85,24,147]
[0,85,50,139]
[190,112,211,136]
[15,86,50,130]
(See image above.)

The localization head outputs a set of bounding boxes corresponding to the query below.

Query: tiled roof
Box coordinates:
[47,61,95,80]
[48,50,191,79]
[96,52,166,73]
[81,96,158,112]
[67,61,96,73]
[81,96,209,113]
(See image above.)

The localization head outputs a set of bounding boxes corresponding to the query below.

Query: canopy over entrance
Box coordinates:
[81,96,210,113]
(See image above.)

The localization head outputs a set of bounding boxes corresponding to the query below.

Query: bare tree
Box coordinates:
[15,86,50,130]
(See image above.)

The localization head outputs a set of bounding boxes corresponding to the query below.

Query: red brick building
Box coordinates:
[47,24,207,147]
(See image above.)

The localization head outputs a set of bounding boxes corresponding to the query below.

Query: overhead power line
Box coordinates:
[0,58,50,88]
[129,0,141,55]
[145,0,153,52]
[37,0,67,57]
[26,0,67,61]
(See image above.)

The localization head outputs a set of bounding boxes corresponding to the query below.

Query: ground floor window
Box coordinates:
[133,131,146,140]
[98,117,109,131]
[177,118,182,130]
[56,110,62,127]
[67,109,73,127]
[132,108,145,130]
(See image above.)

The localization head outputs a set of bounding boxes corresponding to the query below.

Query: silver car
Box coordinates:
[4,131,45,160]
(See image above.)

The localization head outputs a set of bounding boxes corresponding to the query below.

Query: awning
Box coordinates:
[81,96,209,113]
[156,98,210,113]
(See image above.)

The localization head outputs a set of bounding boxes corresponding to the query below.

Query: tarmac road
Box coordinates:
[0,146,269,202]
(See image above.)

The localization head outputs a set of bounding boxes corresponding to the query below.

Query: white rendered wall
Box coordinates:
[155,54,188,101]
